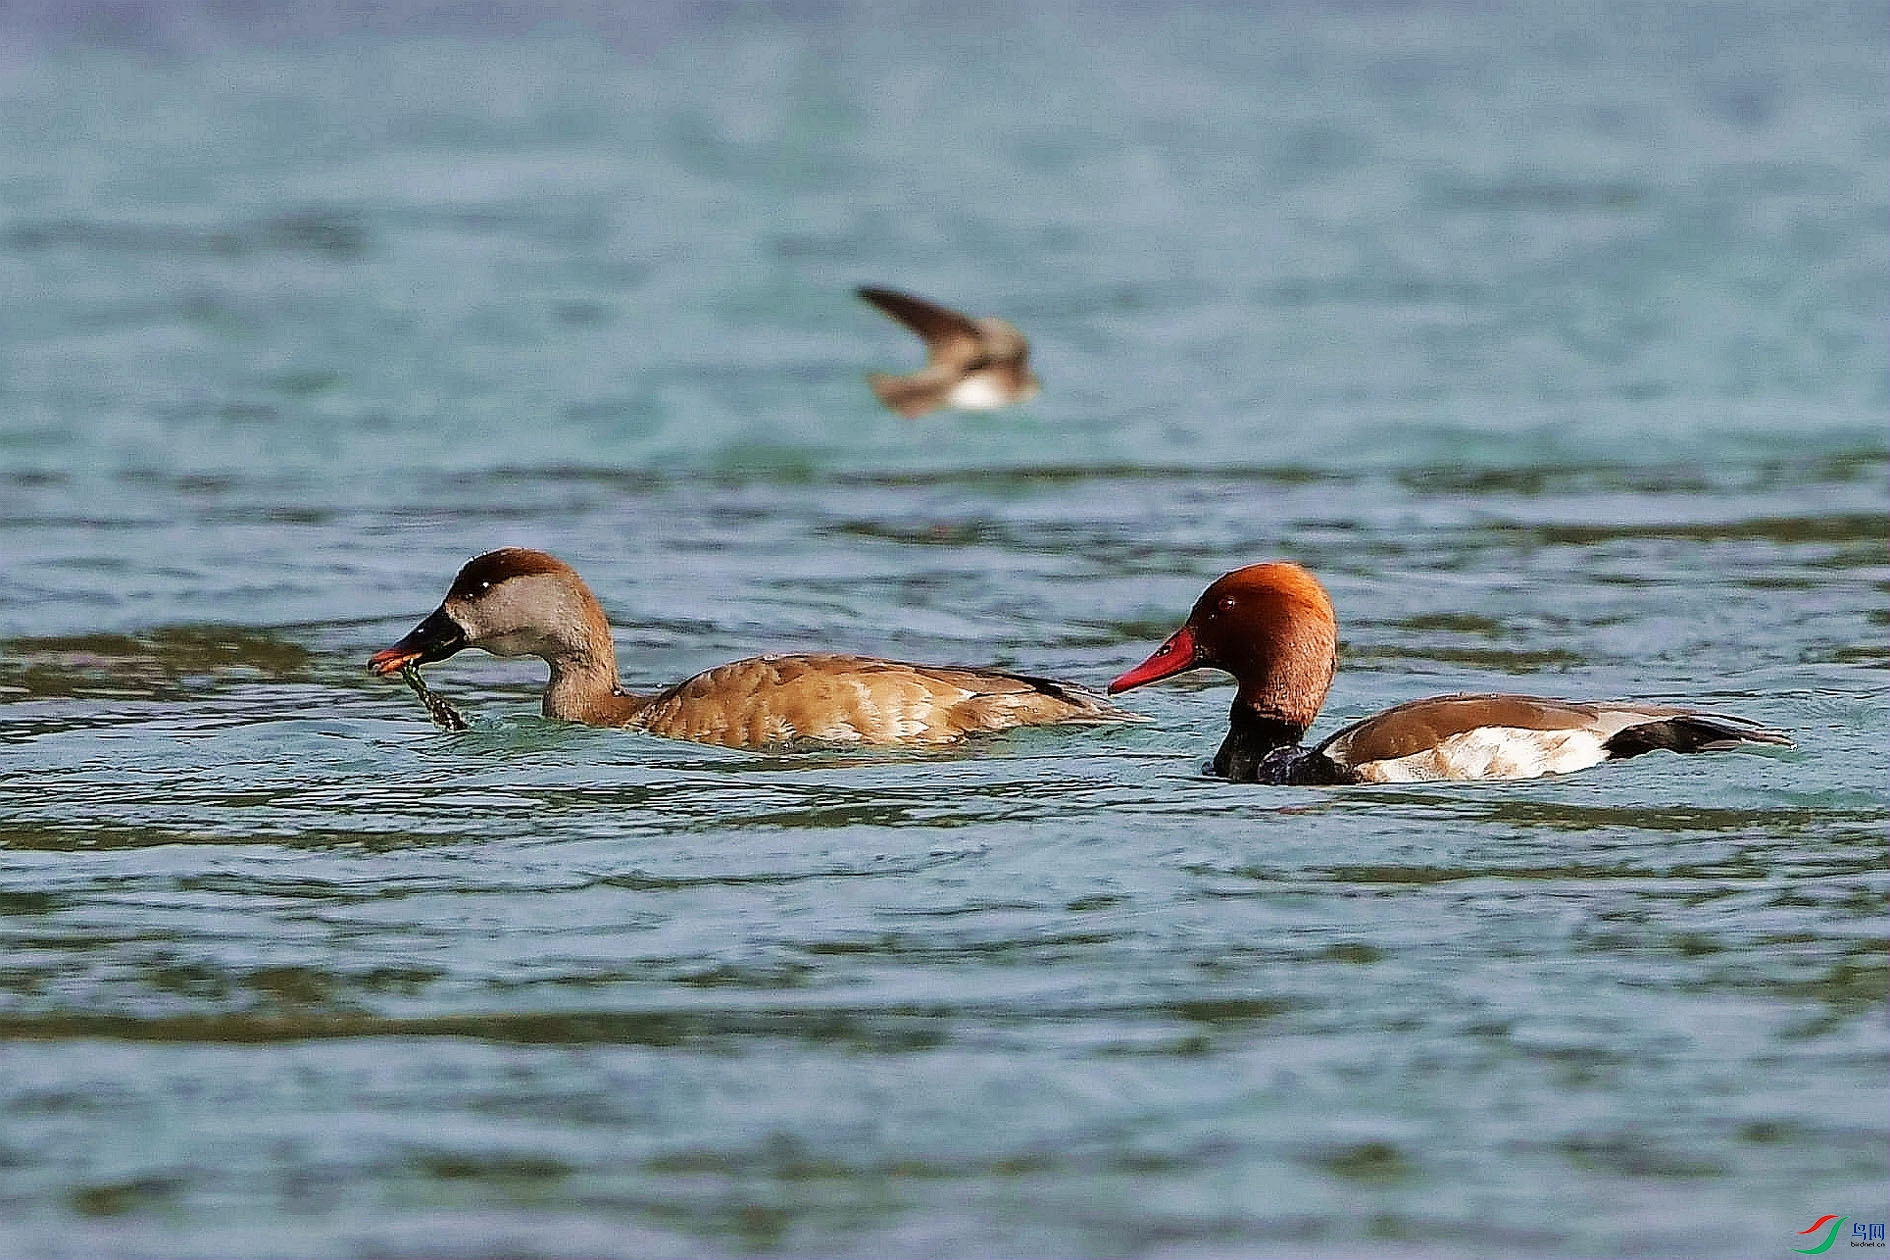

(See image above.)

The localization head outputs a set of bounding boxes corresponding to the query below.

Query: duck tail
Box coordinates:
[1604,712,1794,758]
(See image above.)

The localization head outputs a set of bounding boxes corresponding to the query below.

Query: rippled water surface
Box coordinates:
[1,3,1886,1256]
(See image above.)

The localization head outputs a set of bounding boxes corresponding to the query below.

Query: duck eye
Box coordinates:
[1217,596,1237,613]
[476,580,492,593]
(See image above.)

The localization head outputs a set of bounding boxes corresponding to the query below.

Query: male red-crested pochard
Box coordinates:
[368,548,1139,747]
[857,286,1040,418]
[1107,562,1792,784]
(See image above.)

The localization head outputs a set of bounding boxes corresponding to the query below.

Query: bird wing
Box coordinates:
[858,287,984,367]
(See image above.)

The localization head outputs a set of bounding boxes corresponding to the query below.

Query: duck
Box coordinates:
[368,548,1140,747]
[1106,562,1792,784]
[857,286,1040,418]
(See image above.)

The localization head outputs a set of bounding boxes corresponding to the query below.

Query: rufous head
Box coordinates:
[1107,562,1338,732]
[367,548,609,675]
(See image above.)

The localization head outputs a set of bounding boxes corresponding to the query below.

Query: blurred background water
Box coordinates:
[0,2,1885,1256]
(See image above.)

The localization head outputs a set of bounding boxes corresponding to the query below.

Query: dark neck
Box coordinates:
[1211,703,1307,780]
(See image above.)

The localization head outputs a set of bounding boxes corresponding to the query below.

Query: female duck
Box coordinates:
[1107,562,1790,784]
[369,548,1139,748]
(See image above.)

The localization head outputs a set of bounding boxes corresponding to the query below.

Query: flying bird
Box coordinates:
[856,286,1040,419]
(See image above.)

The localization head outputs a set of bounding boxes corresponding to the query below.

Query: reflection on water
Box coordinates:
[0,627,312,700]
[2,0,1886,1256]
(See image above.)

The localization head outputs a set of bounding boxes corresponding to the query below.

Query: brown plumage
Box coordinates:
[368,548,1139,747]
[857,286,1040,419]
[1108,563,1792,784]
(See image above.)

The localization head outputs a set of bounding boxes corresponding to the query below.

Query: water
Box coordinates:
[1,3,1885,1256]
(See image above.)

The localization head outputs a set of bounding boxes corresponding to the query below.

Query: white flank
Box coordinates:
[946,374,1012,410]
[1350,726,1610,783]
